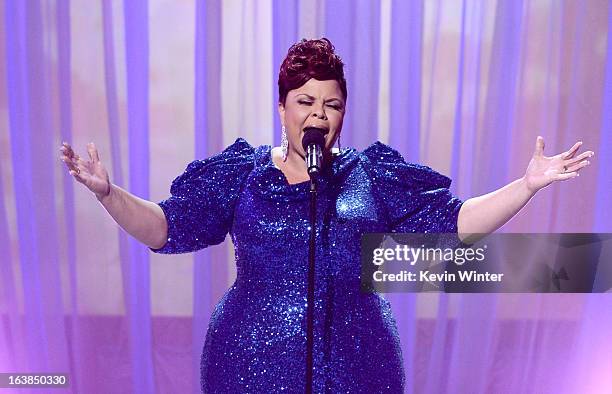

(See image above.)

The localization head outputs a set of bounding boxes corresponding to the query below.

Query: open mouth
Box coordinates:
[302,125,329,134]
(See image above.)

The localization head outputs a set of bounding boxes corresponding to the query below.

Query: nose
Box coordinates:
[311,105,327,120]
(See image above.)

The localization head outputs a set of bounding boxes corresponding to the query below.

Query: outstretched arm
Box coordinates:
[457,136,594,243]
[60,142,168,249]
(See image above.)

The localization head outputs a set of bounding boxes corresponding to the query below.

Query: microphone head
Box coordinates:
[302,127,326,151]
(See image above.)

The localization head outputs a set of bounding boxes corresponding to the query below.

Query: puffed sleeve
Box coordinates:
[361,142,464,233]
[150,138,255,254]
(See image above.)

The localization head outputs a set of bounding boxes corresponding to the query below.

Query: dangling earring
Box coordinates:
[337,134,342,150]
[281,125,288,162]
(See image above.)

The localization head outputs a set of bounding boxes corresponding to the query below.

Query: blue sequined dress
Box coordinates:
[152,138,463,393]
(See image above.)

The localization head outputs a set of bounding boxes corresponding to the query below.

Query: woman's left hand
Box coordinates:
[523,136,594,194]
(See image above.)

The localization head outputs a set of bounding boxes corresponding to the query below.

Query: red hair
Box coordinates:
[278,38,347,105]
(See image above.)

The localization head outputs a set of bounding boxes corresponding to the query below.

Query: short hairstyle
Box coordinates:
[278,38,347,106]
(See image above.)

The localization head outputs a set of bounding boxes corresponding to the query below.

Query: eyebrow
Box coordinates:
[296,94,344,104]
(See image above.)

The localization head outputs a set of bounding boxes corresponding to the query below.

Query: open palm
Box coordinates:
[59,142,111,198]
[524,136,594,193]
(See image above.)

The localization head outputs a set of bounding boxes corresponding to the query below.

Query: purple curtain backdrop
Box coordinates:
[325,0,381,150]
[1,1,611,393]
[123,1,155,392]
[193,0,223,392]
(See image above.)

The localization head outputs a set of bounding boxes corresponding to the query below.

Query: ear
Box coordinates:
[278,102,286,126]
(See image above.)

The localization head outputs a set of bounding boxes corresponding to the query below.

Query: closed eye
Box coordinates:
[299,101,342,110]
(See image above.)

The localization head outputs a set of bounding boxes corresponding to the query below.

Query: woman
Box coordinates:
[60,38,594,392]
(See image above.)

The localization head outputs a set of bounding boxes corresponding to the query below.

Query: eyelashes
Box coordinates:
[298,101,342,110]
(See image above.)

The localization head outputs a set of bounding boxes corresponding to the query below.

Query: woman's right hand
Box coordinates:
[59,142,111,199]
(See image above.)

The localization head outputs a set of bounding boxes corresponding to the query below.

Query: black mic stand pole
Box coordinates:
[305,174,317,394]
[303,130,325,394]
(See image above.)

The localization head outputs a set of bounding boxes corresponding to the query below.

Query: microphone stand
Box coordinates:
[302,129,325,394]
[305,175,317,394]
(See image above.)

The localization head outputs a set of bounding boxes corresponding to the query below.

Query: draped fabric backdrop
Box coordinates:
[1,0,611,393]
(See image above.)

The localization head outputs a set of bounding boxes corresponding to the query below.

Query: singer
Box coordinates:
[59,38,594,393]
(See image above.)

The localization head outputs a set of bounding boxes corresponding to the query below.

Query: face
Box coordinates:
[278,78,346,159]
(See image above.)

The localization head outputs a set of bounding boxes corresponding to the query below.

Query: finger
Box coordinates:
[565,159,590,173]
[565,150,594,166]
[60,145,72,160]
[534,136,545,157]
[557,171,580,181]
[87,142,100,163]
[61,142,76,159]
[60,155,78,173]
[70,154,85,171]
[69,169,85,183]
[61,152,86,176]
[76,155,93,176]
[562,141,582,160]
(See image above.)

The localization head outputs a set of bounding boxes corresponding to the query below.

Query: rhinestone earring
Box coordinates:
[281,125,288,162]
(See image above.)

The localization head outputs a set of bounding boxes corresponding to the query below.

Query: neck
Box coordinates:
[273,146,335,184]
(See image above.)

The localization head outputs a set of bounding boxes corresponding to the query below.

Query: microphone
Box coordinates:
[302,127,327,178]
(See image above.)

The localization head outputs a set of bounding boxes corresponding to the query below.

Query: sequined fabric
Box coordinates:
[152,138,463,393]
